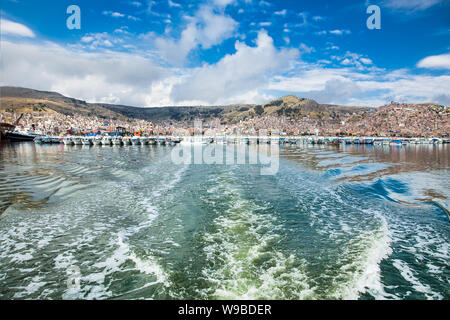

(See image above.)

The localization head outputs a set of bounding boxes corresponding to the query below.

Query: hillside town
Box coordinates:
[1,102,449,139]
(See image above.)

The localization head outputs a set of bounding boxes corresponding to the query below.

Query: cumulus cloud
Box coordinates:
[155,5,238,65]
[170,30,299,104]
[268,63,450,107]
[0,19,35,38]
[303,79,362,104]
[0,40,167,106]
[417,53,450,70]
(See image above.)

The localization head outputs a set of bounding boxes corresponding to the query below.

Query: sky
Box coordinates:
[1,0,449,107]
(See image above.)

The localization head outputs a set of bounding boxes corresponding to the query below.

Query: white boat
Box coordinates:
[171,137,182,144]
[112,136,122,146]
[82,137,92,146]
[51,137,63,144]
[148,138,157,145]
[72,137,83,145]
[93,137,102,146]
[102,136,112,146]
[157,137,166,145]
[42,136,53,144]
[140,137,149,145]
[122,137,131,145]
[131,137,141,145]
[34,137,43,144]
[63,137,73,145]
[180,137,206,145]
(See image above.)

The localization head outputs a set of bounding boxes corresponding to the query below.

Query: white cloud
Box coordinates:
[299,43,314,54]
[0,40,168,106]
[155,5,238,65]
[0,19,35,38]
[103,11,125,18]
[168,0,181,8]
[417,53,450,70]
[78,32,123,49]
[305,79,362,104]
[170,30,299,104]
[329,29,351,35]
[212,0,236,7]
[383,0,443,11]
[130,1,142,7]
[315,30,351,36]
[274,9,287,16]
[102,11,140,21]
[334,52,374,69]
[268,62,450,106]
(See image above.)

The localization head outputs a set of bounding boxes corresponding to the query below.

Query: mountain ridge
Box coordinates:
[0,86,372,123]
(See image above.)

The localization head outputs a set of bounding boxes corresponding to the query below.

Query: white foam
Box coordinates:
[201,178,313,300]
[331,210,394,300]
[392,259,443,300]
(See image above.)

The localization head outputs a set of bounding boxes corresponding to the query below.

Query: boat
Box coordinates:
[172,137,182,144]
[82,137,92,146]
[102,136,112,146]
[5,129,42,142]
[431,138,443,144]
[42,136,53,144]
[112,136,123,146]
[51,137,63,144]
[34,137,43,144]
[131,137,141,146]
[72,137,83,145]
[93,137,102,146]
[139,137,149,145]
[391,139,404,145]
[148,138,157,145]
[122,137,131,146]
[157,137,166,145]
[63,137,73,145]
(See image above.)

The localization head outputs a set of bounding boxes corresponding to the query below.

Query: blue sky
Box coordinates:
[1,0,449,107]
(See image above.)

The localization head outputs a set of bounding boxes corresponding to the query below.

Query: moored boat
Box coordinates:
[34,137,43,144]
[131,136,141,146]
[42,136,53,144]
[72,137,83,145]
[63,137,73,145]
[82,137,92,146]
[112,136,122,146]
[93,137,102,146]
[5,129,42,142]
[139,137,149,145]
[122,137,131,146]
[101,136,112,146]
[51,137,63,144]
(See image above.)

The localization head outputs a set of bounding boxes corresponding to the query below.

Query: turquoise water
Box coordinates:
[0,142,448,300]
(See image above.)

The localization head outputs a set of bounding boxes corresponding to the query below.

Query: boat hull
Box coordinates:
[5,132,38,142]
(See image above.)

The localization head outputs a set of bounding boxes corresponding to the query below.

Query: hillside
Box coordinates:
[0,86,371,124]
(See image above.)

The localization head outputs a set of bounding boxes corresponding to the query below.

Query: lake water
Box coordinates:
[0,142,448,300]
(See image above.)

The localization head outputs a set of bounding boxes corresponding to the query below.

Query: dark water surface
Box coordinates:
[0,142,448,299]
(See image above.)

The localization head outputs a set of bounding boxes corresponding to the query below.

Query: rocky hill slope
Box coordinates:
[0,87,370,123]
